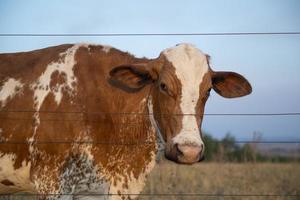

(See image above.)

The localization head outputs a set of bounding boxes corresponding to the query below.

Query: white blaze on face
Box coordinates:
[163,44,208,146]
[0,78,23,108]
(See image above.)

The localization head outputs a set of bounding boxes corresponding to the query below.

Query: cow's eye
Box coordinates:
[160,82,168,92]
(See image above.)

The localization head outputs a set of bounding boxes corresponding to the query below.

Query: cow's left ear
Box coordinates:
[108,63,159,92]
[211,71,252,98]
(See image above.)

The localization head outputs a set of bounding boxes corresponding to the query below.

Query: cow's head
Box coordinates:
[109,44,252,164]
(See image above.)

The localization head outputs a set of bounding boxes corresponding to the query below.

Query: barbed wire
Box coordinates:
[0,115,299,123]
[0,193,298,197]
[0,111,299,124]
[1,111,299,144]
[0,116,147,123]
[0,32,300,37]
[1,109,299,116]
[0,141,299,144]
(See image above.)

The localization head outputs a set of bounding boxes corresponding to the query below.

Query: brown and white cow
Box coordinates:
[0,43,251,199]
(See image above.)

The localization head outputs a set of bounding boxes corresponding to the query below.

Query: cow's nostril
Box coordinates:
[175,144,184,156]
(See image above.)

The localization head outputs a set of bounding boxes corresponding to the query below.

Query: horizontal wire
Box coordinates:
[1,193,298,197]
[0,117,152,123]
[0,141,156,145]
[1,109,300,116]
[0,115,299,122]
[1,32,300,37]
[0,141,299,144]
[207,141,300,144]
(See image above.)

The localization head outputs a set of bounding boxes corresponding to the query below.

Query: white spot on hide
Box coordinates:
[0,78,23,108]
[31,44,83,110]
[163,44,208,146]
[0,153,34,193]
[28,44,86,159]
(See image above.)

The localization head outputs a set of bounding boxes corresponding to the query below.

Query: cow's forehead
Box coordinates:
[162,43,209,86]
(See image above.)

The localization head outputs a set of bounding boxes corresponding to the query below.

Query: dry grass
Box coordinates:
[140,160,300,200]
[3,161,299,200]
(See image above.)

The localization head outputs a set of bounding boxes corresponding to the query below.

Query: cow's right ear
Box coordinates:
[108,63,159,92]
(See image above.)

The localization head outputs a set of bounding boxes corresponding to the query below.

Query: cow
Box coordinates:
[0,43,252,199]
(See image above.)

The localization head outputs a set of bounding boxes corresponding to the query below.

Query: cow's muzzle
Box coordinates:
[166,143,204,164]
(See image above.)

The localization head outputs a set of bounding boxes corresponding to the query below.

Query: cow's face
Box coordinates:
[109,44,252,164]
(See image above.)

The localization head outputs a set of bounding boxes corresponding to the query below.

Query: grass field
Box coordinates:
[140,160,300,200]
[3,161,299,200]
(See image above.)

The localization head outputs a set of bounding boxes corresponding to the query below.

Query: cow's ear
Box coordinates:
[108,63,158,92]
[212,71,252,98]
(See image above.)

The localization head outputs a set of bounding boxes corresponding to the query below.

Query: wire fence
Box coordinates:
[0,141,299,145]
[1,110,300,144]
[1,31,300,37]
[0,31,300,199]
[1,109,300,116]
[0,193,299,197]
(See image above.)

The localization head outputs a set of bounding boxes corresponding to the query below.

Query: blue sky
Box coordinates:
[0,0,300,141]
